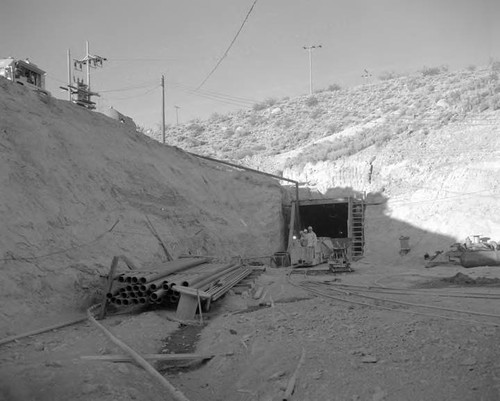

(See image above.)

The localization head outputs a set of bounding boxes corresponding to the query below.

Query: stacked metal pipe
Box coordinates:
[106,257,255,308]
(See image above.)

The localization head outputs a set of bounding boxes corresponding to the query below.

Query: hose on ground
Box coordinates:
[87,305,191,401]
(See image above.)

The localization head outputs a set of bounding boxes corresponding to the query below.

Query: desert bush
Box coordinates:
[187,123,205,136]
[305,96,319,107]
[490,59,500,72]
[378,71,400,81]
[233,149,255,159]
[248,114,263,126]
[276,117,293,128]
[467,64,477,72]
[310,108,323,119]
[327,123,341,134]
[327,83,342,91]
[209,112,223,122]
[420,66,441,76]
[251,144,266,152]
[252,97,277,111]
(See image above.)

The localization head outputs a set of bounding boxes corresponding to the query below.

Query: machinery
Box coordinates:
[327,239,353,273]
[0,57,50,95]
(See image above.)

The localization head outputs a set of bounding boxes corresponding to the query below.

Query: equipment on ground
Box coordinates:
[328,239,353,273]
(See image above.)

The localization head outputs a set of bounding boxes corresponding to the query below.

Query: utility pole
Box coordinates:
[161,75,165,144]
[362,69,372,84]
[69,41,107,109]
[303,45,322,95]
[66,49,72,101]
[174,105,180,125]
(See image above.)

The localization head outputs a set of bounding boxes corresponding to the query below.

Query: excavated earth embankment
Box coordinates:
[0,80,285,335]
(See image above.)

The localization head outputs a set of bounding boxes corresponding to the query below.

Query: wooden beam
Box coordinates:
[81,353,215,362]
[297,198,351,206]
[287,201,296,252]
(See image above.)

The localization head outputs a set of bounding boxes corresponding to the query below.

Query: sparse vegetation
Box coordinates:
[305,96,319,107]
[160,64,500,172]
[327,83,342,91]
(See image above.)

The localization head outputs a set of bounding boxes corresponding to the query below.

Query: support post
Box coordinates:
[67,49,72,101]
[161,75,166,144]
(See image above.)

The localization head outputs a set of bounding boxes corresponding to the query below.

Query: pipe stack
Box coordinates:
[107,257,255,309]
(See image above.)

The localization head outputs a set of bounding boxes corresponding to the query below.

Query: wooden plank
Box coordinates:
[171,285,211,299]
[287,201,296,253]
[297,198,352,206]
[98,256,120,319]
[81,353,215,362]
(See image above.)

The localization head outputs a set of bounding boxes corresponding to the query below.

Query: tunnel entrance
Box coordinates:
[286,197,365,259]
[299,203,348,238]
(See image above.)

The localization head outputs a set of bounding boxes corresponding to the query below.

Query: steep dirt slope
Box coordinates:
[0,80,285,335]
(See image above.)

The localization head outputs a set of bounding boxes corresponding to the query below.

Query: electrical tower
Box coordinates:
[61,41,107,109]
[303,45,322,95]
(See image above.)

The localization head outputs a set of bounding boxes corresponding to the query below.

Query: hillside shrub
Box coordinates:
[276,117,293,128]
[420,66,441,76]
[187,123,205,136]
[310,108,323,119]
[252,97,277,111]
[378,71,400,81]
[490,60,500,72]
[327,83,342,91]
[327,123,341,134]
[248,114,263,126]
[305,96,319,107]
[233,149,255,159]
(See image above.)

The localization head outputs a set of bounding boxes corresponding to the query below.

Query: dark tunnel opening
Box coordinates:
[298,203,349,238]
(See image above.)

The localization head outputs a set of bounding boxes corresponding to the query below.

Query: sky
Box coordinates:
[1,0,499,130]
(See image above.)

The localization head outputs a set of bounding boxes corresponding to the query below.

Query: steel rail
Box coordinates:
[304,281,500,320]
[288,275,499,326]
[322,282,500,299]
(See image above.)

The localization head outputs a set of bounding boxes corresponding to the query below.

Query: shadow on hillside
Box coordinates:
[296,187,457,267]
[363,191,458,267]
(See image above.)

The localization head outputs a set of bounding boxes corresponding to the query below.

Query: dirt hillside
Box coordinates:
[0,79,285,336]
[163,65,500,264]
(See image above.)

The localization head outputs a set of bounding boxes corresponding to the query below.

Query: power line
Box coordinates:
[170,81,255,106]
[170,82,254,107]
[99,80,158,93]
[196,0,258,90]
[102,84,160,101]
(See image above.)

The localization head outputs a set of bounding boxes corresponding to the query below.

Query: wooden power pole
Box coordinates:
[161,75,166,144]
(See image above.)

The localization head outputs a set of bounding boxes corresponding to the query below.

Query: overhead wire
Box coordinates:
[103,84,160,101]
[169,81,254,107]
[196,0,258,90]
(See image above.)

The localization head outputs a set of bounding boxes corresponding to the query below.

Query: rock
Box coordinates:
[311,370,323,380]
[45,361,63,368]
[229,329,238,335]
[81,384,99,394]
[460,357,477,366]
[33,342,45,351]
[118,364,130,374]
[372,386,387,401]
[128,388,140,399]
[268,370,287,381]
[271,107,281,115]
[361,355,378,363]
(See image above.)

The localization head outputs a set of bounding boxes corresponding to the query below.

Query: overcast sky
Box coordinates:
[2,0,499,129]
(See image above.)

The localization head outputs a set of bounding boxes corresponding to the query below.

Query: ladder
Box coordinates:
[351,198,365,258]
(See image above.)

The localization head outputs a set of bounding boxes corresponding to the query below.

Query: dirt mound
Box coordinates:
[442,272,500,286]
[0,80,285,335]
